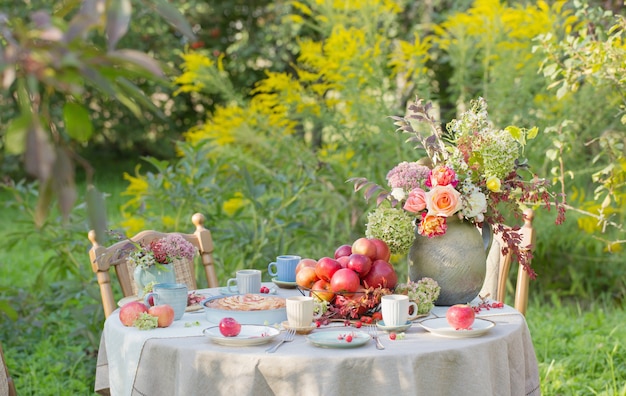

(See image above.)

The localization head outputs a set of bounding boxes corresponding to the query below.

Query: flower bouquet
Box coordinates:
[352,97,566,278]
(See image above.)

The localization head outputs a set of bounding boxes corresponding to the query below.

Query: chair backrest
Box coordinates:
[0,342,17,396]
[88,213,219,318]
[480,209,535,316]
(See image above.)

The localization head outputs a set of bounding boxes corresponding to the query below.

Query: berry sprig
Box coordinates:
[472,294,504,313]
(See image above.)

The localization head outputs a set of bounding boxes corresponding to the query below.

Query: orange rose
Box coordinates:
[417,213,447,237]
[403,188,427,213]
[425,185,462,217]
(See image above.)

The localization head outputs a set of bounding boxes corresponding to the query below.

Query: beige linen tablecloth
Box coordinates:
[95,290,540,396]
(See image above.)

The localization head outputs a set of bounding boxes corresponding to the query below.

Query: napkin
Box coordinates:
[104,310,207,396]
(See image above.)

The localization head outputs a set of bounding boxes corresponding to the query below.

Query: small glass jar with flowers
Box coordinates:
[128,234,196,297]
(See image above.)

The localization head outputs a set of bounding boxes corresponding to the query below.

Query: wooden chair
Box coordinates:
[480,209,535,316]
[88,213,219,318]
[0,342,17,396]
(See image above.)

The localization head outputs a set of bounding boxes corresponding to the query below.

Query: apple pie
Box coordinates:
[206,294,286,311]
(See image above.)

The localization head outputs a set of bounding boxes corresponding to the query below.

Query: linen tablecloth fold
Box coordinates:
[103,310,207,396]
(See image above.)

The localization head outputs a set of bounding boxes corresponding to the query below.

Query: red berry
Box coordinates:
[389,332,397,340]
[315,320,322,328]
[354,321,362,328]
[345,334,353,342]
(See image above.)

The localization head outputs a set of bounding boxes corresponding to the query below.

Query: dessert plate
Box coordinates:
[376,320,412,333]
[272,278,298,289]
[219,286,278,295]
[306,330,370,349]
[418,318,495,338]
[202,325,280,346]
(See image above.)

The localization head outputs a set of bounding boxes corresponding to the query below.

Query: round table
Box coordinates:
[95,284,540,396]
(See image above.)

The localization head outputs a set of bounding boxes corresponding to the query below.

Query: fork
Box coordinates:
[368,325,385,350]
[265,328,296,353]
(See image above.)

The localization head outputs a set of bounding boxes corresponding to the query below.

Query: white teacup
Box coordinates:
[286,296,321,328]
[381,294,418,326]
[227,269,262,294]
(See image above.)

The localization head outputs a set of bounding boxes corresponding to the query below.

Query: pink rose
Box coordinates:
[426,165,458,188]
[403,188,427,213]
[417,213,447,237]
[425,185,463,217]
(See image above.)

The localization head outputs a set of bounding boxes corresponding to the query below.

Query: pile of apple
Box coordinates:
[295,237,398,317]
[119,301,175,329]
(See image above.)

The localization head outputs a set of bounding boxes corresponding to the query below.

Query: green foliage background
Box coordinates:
[1,0,626,394]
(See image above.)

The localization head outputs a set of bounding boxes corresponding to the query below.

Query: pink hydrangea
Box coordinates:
[386,162,431,191]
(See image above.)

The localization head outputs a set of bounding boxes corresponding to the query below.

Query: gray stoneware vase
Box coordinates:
[408,216,491,306]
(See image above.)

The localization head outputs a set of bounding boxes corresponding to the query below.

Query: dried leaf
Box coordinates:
[106,0,131,51]
[376,193,389,206]
[35,178,53,228]
[106,49,164,77]
[25,121,56,182]
[86,185,108,245]
[150,0,196,41]
[52,147,77,221]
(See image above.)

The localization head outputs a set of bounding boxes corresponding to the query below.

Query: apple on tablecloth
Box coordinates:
[119,301,149,327]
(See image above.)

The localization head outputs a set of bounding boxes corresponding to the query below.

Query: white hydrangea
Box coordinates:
[460,181,487,221]
[390,187,407,201]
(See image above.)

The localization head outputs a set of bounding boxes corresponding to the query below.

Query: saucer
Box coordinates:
[281,321,316,335]
[272,278,298,289]
[376,320,412,333]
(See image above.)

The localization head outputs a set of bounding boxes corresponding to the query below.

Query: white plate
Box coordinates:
[418,318,495,338]
[306,330,371,349]
[377,320,412,333]
[202,325,280,346]
[272,278,298,289]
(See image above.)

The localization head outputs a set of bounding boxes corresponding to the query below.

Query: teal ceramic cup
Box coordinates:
[144,283,188,320]
[267,255,301,282]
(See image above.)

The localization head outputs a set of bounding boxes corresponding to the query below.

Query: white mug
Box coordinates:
[227,269,262,294]
[381,294,418,326]
[286,296,321,328]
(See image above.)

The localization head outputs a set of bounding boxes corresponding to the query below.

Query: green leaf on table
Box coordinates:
[63,102,94,142]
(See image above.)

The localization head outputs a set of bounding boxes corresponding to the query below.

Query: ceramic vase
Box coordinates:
[408,216,491,306]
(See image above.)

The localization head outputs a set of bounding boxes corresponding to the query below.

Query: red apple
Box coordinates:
[330,268,361,293]
[369,238,391,262]
[219,317,242,337]
[446,304,475,330]
[296,258,317,274]
[296,266,319,289]
[119,301,149,326]
[336,256,350,268]
[334,244,353,259]
[346,253,372,278]
[315,257,342,282]
[311,279,335,302]
[361,260,398,289]
[351,237,377,260]
[148,304,175,328]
